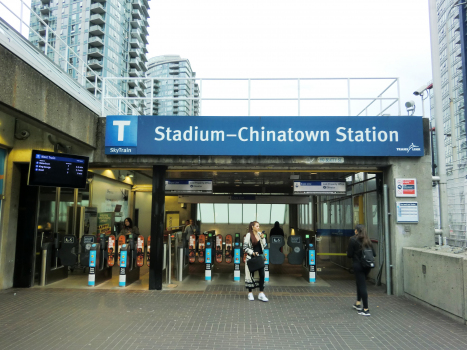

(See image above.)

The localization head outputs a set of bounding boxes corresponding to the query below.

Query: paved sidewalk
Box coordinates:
[0,279,466,350]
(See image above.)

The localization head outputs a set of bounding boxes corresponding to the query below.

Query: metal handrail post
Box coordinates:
[167,234,171,284]
[383,184,392,295]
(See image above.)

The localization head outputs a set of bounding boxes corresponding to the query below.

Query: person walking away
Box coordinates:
[244,221,268,302]
[347,224,375,316]
[269,221,284,237]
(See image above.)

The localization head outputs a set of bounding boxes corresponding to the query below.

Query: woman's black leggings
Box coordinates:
[248,268,265,292]
[353,263,370,309]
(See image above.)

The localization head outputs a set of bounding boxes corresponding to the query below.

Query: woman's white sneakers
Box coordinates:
[258,292,269,302]
[248,293,254,301]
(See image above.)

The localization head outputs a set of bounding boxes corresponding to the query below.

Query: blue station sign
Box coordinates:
[105,115,424,157]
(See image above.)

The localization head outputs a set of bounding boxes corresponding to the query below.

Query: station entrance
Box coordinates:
[24,166,384,291]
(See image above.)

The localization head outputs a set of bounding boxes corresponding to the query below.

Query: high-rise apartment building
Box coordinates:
[429,0,467,245]
[145,55,200,116]
[28,0,150,109]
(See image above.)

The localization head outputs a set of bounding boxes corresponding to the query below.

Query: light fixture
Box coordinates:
[405,101,415,116]
[127,173,134,178]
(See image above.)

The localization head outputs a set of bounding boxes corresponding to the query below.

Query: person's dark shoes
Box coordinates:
[358,309,370,316]
[352,303,363,311]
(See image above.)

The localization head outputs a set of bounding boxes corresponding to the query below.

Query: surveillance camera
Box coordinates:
[21,130,30,138]
[405,101,415,108]
[413,85,428,96]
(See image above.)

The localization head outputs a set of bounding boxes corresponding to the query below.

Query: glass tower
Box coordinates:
[28,0,150,107]
[145,55,200,116]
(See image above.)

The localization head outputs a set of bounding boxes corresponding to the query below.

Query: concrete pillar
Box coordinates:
[149,165,167,290]
[385,146,434,295]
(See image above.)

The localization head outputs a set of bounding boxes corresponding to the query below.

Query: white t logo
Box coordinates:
[113,120,131,141]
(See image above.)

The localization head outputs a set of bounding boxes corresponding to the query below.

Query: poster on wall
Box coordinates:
[395,178,417,197]
[98,212,115,235]
[103,189,129,220]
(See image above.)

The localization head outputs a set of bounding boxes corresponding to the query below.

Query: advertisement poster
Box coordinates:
[395,178,417,197]
[98,212,114,235]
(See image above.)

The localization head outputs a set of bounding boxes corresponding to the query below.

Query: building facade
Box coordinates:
[145,55,200,116]
[28,0,150,110]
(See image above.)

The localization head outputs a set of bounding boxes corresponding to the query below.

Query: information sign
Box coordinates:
[165,180,212,193]
[396,202,419,223]
[294,181,346,195]
[395,178,417,197]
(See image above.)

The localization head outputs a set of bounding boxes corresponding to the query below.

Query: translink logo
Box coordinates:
[113,120,131,141]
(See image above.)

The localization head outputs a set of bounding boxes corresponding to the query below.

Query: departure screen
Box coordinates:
[28,150,89,189]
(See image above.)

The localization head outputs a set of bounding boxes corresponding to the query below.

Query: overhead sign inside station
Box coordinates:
[293,181,346,195]
[165,180,212,194]
[105,115,424,157]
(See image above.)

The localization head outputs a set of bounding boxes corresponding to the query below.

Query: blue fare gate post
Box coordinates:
[234,233,241,281]
[205,236,212,281]
[88,243,99,286]
[263,233,269,282]
[119,244,128,287]
[306,235,316,283]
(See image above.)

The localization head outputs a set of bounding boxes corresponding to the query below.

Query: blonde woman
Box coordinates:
[244,221,268,301]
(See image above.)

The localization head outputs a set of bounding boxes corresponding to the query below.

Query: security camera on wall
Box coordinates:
[413,83,433,96]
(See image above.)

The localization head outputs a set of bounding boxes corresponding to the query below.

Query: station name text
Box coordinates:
[153,126,399,143]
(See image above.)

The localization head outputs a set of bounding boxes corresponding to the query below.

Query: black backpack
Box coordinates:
[361,245,375,269]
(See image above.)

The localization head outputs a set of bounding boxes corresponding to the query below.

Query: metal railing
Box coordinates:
[103,76,400,117]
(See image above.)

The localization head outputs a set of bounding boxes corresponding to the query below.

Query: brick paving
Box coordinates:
[0,272,466,349]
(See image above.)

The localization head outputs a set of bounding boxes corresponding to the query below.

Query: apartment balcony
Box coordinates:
[90,3,106,14]
[130,38,142,49]
[91,0,106,3]
[86,69,102,81]
[139,61,147,72]
[131,28,142,38]
[138,80,147,89]
[38,36,46,45]
[88,36,104,47]
[86,81,102,92]
[132,0,143,10]
[137,88,146,97]
[128,89,138,97]
[41,0,50,3]
[40,5,50,14]
[90,14,105,25]
[129,69,141,77]
[129,47,141,57]
[128,80,137,88]
[38,24,47,35]
[129,58,142,69]
[169,69,180,75]
[40,14,49,23]
[132,9,142,20]
[88,59,103,69]
[89,25,105,36]
[88,47,104,58]
[130,19,142,29]
[140,51,147,62]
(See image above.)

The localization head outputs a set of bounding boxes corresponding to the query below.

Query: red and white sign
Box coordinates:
[395,178,417,197]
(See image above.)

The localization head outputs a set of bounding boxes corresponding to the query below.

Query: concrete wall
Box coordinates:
[385,152,435,296]
[403,247,467,324]
[0,45,98,149]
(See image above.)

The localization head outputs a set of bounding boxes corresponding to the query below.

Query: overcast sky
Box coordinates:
[3,0,433,116]
[147,0,433,116]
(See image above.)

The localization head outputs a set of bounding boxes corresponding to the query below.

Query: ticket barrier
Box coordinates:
[303,235,316,283]
[175,239,188,282]
[233,233,241,281]
[40,233,68,286]
[205,238,213,281]
[269,235,285,264]
[118,235,140,287]
[80,235,96,270]
[87,235,112,286]
[287,235,305,265]
[263,234,270,282]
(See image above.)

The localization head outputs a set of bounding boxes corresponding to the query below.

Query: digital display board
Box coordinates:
[28,150,89,189]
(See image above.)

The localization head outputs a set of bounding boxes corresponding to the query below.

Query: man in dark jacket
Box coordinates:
[270,221,284,237]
